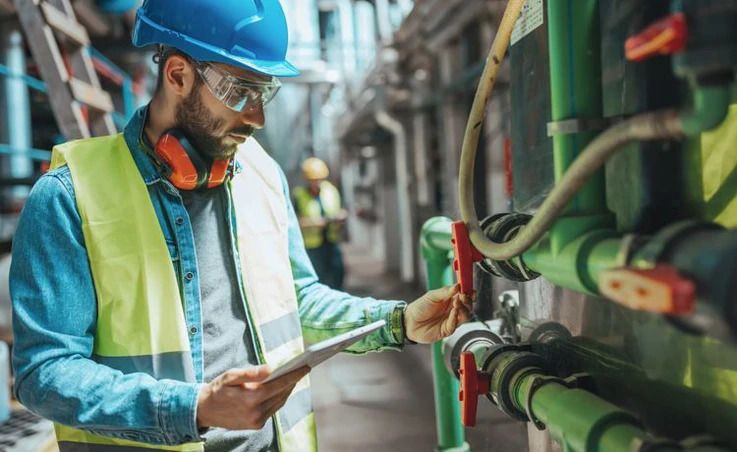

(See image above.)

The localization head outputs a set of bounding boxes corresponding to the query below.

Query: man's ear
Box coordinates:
[163,54,196,98]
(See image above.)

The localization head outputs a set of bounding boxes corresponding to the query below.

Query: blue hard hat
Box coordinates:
[132,0,300,77]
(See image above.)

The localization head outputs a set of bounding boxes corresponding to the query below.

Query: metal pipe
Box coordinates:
[335,0,357,80]
[0,63,46,93]
[420,218,469,452]
[373,0,393,44]
[376,110,415,283]
[0,26,32,203]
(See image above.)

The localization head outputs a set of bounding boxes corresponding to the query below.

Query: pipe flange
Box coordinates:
[444,326,505,378]
[528,322,572,345]
[478,213,541,282]
[523,375,564,430]
[489,351,546,422]
[521,372,592,431]
[481,344,526,407]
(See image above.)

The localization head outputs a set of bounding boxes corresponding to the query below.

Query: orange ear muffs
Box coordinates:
[154,129,231,190]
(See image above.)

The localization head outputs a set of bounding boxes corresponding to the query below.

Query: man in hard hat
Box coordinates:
[293,157,347,290]
[9,1,473,451]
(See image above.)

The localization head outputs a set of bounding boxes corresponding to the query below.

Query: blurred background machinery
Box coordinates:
[0,0,735,451]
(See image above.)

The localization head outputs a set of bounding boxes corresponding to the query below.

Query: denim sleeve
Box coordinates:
[278,169,406,352]
[10,170,201,445]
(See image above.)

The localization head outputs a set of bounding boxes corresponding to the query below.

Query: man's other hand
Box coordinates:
[404,285,475,344]
[197,365,309,430]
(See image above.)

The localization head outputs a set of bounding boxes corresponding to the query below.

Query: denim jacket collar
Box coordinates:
[123,106,164,186]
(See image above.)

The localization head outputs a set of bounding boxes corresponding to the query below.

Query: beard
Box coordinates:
[174,85,254,161]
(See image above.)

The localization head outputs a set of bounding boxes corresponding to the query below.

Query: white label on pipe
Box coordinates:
[511,0,545,46]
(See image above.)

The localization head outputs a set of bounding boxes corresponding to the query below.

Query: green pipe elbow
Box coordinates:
[421,217,454,259]
[680,85,731,136]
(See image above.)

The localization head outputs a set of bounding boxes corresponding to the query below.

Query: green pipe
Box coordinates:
[421,218,470,452]
[511,370,648,452]
[680,85,731,136]
[524,231,620,294]
[547,0,607,221]
[513,0,617,291]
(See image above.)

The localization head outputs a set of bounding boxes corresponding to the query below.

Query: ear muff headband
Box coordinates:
[168,129,210,188]
[154,129,231,190]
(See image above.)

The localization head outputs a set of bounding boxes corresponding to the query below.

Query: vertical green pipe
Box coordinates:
[547,0,610,253]
[421,218,470,452]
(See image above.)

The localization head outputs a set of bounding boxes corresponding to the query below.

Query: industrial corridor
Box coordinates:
[312,244,526,451]
[0,0,736,451]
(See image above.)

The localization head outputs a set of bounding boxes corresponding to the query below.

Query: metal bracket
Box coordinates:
[547,118,613,137]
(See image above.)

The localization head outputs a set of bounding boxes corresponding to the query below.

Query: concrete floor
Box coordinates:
[312,245,528,452]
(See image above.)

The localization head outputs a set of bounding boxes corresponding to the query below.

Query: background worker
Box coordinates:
[293,157,347,290]
[9,1,474,451]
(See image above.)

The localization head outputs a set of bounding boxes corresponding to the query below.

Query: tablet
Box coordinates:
[262,319,387,383]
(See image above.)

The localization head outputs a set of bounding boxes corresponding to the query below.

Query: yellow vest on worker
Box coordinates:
[49,134,317,452]
[293,181,342,249]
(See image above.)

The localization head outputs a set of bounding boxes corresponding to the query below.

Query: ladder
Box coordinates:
[13,0,116,139]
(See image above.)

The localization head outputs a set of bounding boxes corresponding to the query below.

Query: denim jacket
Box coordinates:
[10,107,405,446]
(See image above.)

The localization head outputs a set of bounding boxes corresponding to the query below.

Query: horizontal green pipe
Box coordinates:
[524,230,620,293]
[512,371,646,452]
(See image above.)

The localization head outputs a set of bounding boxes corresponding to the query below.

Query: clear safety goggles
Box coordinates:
[195,62,281,112]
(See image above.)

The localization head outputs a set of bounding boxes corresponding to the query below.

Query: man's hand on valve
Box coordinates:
[404,284,475,344]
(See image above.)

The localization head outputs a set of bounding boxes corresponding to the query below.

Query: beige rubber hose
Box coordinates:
[458,0,684,261]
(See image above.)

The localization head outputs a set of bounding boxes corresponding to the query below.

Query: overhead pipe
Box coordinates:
[376,109,415,283]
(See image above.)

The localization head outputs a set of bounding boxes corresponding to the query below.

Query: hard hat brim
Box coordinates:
[133,13,301,78]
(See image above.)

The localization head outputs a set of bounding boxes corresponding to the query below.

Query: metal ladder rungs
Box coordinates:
[40,1,89,47]
[69,78,113,113]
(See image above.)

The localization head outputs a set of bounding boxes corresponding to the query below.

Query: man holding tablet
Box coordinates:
[9,1,474,451]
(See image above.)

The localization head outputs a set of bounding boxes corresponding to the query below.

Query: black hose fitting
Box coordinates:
[478,213,541,282]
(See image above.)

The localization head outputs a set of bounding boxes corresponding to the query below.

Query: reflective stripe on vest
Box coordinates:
[50,134,316,452]
[293,181,342,249]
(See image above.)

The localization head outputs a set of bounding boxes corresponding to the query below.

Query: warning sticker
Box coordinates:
[511,0,544,46]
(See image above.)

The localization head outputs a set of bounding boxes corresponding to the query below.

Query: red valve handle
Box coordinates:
[458,352,490,427]
[625,12,687,62]
[451,221,484,296]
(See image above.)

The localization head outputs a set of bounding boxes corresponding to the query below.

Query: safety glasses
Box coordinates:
[195,62,281,112]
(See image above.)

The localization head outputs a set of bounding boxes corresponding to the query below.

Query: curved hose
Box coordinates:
[466,111,683,261]
[458,2,689,261]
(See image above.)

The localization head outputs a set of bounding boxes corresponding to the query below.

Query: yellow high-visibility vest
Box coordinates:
[293,181,342,249]
[50,134,317,452]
